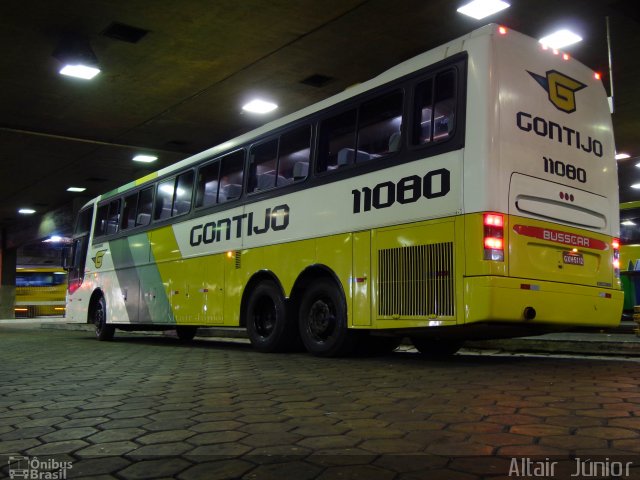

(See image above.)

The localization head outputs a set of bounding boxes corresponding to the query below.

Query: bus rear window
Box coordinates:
[413,68,457,145]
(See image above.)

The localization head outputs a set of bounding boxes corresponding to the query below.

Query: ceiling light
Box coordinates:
[615,152,630,160]
[456,0,510,20]
[133,154,158,163]
[242,99,278,114]
[622,220,637,226]
[538,29,583,49]
[631,184,640,190]
[18,208,36,215]
[53,33,101,80]
[67,186,86,192]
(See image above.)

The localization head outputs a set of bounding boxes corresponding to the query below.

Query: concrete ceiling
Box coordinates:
[1,0,639,247]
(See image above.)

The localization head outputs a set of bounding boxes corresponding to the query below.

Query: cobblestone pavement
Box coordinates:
[1,325,640,479]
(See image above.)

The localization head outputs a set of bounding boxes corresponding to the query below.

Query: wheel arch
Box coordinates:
[289,264,347,325]
[87,288,105,324]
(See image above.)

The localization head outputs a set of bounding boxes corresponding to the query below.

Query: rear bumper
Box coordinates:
[464,276,623,328]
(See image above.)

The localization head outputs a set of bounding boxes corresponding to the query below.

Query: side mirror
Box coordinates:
[61,245,73,270]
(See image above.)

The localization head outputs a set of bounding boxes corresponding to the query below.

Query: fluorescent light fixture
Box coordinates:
[18,208,36,215]
[622,220,637,226]
[67,186,86,192]
[457,0,510,20]
[59,64,100,80]
[133,155,158,163]
[631,184,640,190]
[242,99,278,114]
[615,152,630,160]
[539,29,583,49]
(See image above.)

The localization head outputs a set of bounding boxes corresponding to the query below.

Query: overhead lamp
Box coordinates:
[18,208,36,215]
[67,186,86,192]
[53,33,101,80]
[538,29,583,49]
[456,0,510,20]
[631,184,640,190]
[615,152,630,160]
[242,99,278,114]
[133,154,158,163]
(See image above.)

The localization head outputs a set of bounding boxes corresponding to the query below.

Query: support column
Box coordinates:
[0,229,17,319]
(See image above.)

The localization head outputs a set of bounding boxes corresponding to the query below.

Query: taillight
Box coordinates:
[68,278,82,295]
[612,238,620,278]
[484,213,504,261]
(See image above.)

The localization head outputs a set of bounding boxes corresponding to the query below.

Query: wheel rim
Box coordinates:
[252,296,276,338]
[94,303,105,333]
[306,298,336,343]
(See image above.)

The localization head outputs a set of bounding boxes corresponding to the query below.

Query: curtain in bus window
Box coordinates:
[122,193,138,230]
[94,205,108,237]
[136,187,153,226]
[318,109,357,172]
[219,151,244,202]
[155,178,175,220]
[106,199,121,235]
[433,70,456,141]
[278,126,310,183]
[249,140,278,193]
[196,161,220,208]
[357,90,403,159]
[173,171,194,216]
[413,78,434,145]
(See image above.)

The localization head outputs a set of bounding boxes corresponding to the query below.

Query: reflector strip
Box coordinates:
[520,284,540,291]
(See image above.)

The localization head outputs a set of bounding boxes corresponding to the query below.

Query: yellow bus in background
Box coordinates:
[15,267,67,318]
[619,201,640,311]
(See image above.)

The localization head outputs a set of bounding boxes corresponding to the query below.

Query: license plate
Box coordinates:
[563,251,584,266]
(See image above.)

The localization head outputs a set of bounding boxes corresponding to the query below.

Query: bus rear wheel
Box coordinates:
[176,326,198,342]
[298,279,354,357]
[246,280,291,352]
[93,295,115,341]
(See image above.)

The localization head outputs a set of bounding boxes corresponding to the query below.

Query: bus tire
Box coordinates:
[246,280,291,352]
[93,295,115,341]
[411,337,460,357]
[298,279,354,357]
[176,326,197,342]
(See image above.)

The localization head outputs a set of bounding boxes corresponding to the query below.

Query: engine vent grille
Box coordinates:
[377,242,454,317]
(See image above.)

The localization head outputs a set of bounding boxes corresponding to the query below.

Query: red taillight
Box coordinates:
[613,238,620,278]
[68,278,82,295]
[498,26,507,35]
[484,213,505,261]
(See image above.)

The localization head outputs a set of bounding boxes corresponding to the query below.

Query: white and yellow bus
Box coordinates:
[64,24,622,356]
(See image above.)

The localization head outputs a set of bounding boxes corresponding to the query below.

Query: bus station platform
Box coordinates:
[1,320,639,479]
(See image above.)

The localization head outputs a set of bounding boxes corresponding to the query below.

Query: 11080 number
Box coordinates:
[543,156,587,183]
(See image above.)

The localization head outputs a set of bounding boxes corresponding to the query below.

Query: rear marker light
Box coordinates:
[483,213,504,261]
[599,292,612,299]
[521,284,540,291]
[498,26,507,35]
[613,238,620,279]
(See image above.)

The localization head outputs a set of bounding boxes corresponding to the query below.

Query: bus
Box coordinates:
[619,201,640,312]
[63,24,622,356]
[15,267,67,318]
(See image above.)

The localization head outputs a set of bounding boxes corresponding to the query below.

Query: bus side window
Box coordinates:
[413,78,434,145]
[196,161,220,208]
[219,150,244,202]
[278,125,311,183]
[136,187,153,226]
[106,199,121,235]
[93,204,109,237]
[173,171,194,216]
[249,139,278,193]
[433,69,456,140]
[155,178,175,220]
[357,90,403,159]
[122,193,138,230]
[317,109,357,172]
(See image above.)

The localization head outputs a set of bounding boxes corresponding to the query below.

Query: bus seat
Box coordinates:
[337,148,373,167]
[256,173,276,191]
[293,161,308,180]
[136,213,151,226]
[221,183,242,200]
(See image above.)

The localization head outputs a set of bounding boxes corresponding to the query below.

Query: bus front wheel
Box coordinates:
[298,279,354,357]
[246,280,291,352]
[93,295,115,341]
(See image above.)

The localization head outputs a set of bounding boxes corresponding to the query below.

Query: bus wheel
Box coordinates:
[298,279,354,357]
[411,337,460,357]
[176,326,197,342]
[93,296,115,341]
[246,281,290,352]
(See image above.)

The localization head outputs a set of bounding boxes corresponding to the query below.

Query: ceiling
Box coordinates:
[1,0,639,249]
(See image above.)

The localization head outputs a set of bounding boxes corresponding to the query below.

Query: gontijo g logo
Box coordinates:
[527,70,586,113]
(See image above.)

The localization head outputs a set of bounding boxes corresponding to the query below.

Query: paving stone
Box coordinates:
[68,457,132,477]
[40,427,98,442]
[26,439,89,455]
[189,420,244,433]
[178,459,254,480]
[76,440,139,456]
[0,438,42,453]
[242,460,321,480]
[118,458,191,479]
[358,438,425,454]
[187,430,248,446]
